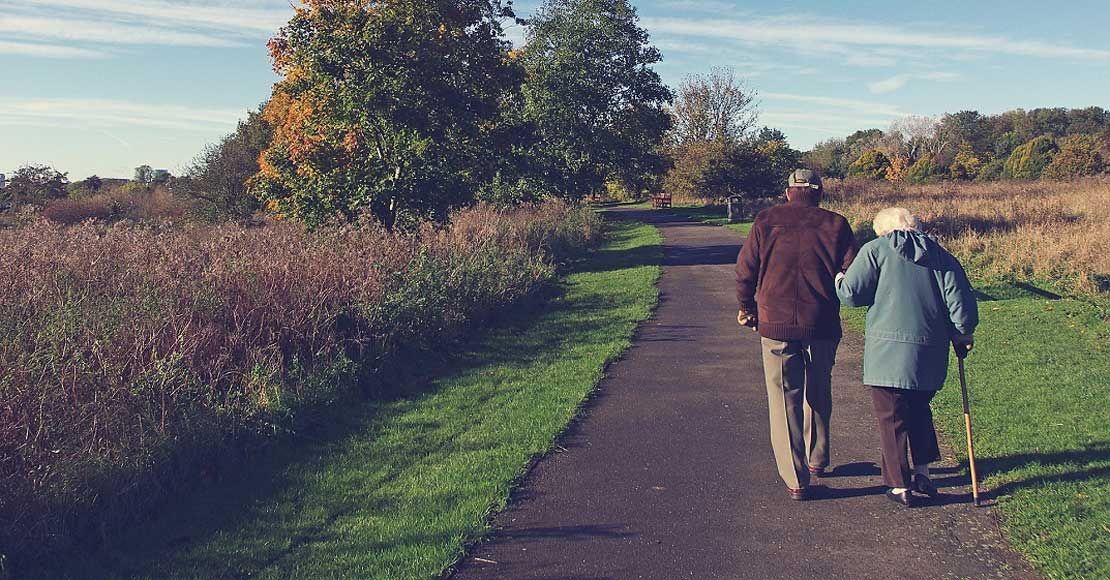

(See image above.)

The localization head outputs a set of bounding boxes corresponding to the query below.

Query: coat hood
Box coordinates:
[887,230,945,268]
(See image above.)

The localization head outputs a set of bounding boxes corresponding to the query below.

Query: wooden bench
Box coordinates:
[651,194,672,209]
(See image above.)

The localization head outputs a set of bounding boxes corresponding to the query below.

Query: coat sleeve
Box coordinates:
[836,243,878,308]
[940,258,979,336]
[837,217,859,273]
[735,223,761,312]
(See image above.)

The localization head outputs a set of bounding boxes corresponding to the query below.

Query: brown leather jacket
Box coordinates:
[735,195,858,341]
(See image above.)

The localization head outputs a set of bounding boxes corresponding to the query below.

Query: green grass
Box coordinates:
[39,219,662,580]
[655,204,754,236]
[842,292,1109,579]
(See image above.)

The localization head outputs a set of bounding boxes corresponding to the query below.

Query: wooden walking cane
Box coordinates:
[956,349,981,506]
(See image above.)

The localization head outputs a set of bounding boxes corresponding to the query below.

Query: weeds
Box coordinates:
[0,200,600,567]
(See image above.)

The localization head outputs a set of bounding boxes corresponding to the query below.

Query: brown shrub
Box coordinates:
[0,199,600,566]
[41,186,193,225]
[824,177,1110,294]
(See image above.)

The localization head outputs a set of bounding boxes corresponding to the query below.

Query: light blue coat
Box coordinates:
[836,230,979,391]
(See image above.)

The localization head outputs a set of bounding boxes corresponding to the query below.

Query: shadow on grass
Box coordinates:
[32,221,661,580]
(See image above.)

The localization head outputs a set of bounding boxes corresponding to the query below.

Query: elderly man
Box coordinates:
[735,169,858,500]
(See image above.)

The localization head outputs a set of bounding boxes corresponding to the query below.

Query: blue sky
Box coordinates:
[2,0,1109,179]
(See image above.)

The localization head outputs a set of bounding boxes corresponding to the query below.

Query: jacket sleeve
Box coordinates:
[735,223,761,312]
[837,217,859,273]
[940,258,979,336]
[836,243,878,308]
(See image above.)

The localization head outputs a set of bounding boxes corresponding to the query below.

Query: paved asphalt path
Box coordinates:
[452,208,1036,580]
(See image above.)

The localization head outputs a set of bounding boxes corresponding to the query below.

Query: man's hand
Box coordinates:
[737,309,758,331]
[952,334,974,359]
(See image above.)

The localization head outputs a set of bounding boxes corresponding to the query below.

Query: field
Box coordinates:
[0,200,602,572]
[669,179,1109,579]
[824,178,1110,295]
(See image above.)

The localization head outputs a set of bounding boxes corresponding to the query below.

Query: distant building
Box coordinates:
[152,169,171,183]
[0,173,6,189]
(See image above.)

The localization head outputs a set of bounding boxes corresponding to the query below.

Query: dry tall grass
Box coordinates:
[0,200,601,566]
[823,178,1110,294]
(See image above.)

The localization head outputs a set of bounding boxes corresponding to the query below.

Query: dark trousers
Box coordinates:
[868,386,941,488]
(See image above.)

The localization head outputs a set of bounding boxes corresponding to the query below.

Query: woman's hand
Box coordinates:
[835,272,846,285]
[952,334,974,358]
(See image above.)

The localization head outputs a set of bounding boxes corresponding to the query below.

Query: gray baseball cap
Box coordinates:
[787,168,822,189]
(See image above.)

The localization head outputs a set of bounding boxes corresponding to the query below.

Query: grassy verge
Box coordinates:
[653,204,754,236]
[842,287,1109,579]
[37,218,662,580]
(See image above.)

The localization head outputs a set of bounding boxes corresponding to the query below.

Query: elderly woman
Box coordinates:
[835,208,978,507]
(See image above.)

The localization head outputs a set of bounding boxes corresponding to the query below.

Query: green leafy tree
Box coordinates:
[520,0,673,199]
[975,158,1006,182]
[949,145,984,180]
[904,155,939,184]
[82,175,103,193]
[1042,135,1105,180]
[847,149,891,180]
[253,0,521,228]
[752,136,802,196]
[133,165,154,184]
[180,107,272,221]
[804,138,848,178]
[1003,135,1058,180]
[6,164,69,206]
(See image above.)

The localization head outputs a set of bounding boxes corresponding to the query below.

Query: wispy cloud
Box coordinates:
[867,71,960,94]
[758,92,911,134]
[0,98,246,132]
[641,15,1110,63]
[1,0,292,57]
[10,0,289,34]
[0,15,244,48]
[0,40,106,59]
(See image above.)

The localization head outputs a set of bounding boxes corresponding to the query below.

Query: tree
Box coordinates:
[804,138,848,178]
[847,149,891,180]
[664,140,739,202]
[948,145,984,181]
[134,165,154,184]
[939,111,989,155]
[670,68,757,146]
[1003,135,1058,180]
[5,164,69,206]
[520,0,673,199]
[904,155,939,184]
[252,0,521,228]
[82,175,103,193]
[752,136,801,196]
[180,107,272,221]
[1042,135,1104,180]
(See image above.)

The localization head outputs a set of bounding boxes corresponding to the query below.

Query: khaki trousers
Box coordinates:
[760,337,839,489]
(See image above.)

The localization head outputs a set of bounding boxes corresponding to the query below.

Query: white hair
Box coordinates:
[872,207,921,237]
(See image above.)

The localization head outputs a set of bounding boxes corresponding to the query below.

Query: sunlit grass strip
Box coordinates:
[48,219,662,580]
[842,296,1109,579]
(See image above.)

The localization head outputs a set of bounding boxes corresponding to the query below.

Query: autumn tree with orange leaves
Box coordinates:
[252,0,521,228]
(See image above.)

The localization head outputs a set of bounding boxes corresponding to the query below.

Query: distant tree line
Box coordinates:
[805,107,1110,183]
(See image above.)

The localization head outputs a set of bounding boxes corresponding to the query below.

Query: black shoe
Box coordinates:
[913,474,939,499]
[885,488,915,507]
[788,487,809,501]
